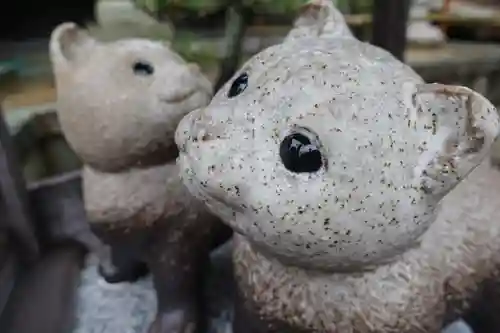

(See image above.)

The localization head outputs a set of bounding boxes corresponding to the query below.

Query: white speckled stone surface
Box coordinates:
[175,0,500,331]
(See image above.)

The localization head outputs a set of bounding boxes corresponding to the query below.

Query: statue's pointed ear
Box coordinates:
[405,83,500,198]
[284,0,354,43]
[49,22,97,73]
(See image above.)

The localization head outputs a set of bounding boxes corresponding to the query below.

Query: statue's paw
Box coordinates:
[97,260,149,283]
[148,309,200,333]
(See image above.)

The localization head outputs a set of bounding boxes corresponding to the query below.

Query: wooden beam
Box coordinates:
[0,109,39,265]
[371,0,411,62]
[215,0,250,91]
[344,12,500,28]
[0,241,86,333]
[0,251,17,318]
[27,170,103,254]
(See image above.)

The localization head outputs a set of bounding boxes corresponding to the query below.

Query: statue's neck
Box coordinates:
[236,226,430,276]
[236,236,398,276]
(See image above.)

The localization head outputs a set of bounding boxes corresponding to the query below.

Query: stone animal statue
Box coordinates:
[175,1,500,332]
[49,23,231,333]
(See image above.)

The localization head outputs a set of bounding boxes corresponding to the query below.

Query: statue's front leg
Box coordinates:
[145,222,210,333]
[233,287,269,333]
[464,277,500,333]
[91,224,149,283]
[232,280,310,333]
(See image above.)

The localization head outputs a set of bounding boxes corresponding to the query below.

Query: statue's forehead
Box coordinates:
[240,38,418,93]
[211,38,423,137]
[207,41,429,152]
[94,40,184,65]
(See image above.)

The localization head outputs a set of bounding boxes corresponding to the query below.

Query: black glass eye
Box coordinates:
[133,61,154,76]
[280,132,323,173]
[228,72,248,98]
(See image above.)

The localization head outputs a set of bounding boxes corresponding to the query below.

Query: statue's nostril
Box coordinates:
[194,129,212,143]
[177,139,186,153]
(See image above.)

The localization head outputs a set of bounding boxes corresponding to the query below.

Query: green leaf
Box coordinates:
[170,31,220,68]
[243,0,309,15]
[134,0,228,14]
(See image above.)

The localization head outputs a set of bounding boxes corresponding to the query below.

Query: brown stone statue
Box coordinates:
[49,22,231,333]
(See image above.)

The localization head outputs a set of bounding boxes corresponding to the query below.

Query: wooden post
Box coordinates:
[439,0,452,34]
[371,0,411,62]
[215,1,250,92]
[0,110,39,265]
[0,240,86,333]
[0,130,92,333]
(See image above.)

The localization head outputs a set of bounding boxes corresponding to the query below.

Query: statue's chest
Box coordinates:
[82,164,202,227]
[231,162,500,333]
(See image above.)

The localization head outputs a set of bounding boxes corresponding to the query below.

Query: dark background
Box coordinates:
[0,0,96,40]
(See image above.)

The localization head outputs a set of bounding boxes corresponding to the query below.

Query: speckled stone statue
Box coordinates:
[175,1,500,332]
[49,22,230,333]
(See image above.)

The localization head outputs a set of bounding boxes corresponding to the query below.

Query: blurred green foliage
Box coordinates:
[137,0,226,14]
[349,0,373,14]
[135,0,373,16]
[170,31,220,68]
[243,0,309,15]
[138,0,309,14]
[130,0,374,77]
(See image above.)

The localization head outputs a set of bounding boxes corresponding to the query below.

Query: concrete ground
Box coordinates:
[73,241,234,333]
